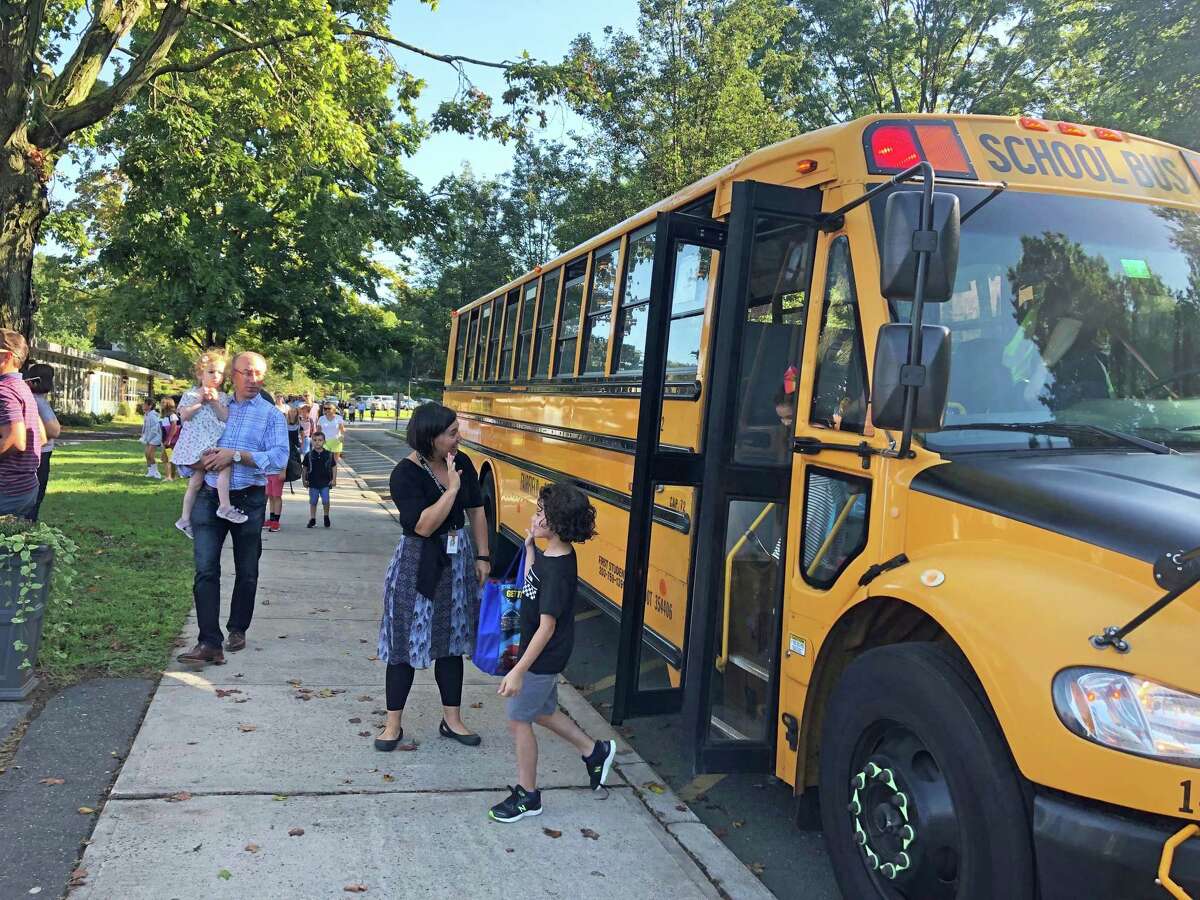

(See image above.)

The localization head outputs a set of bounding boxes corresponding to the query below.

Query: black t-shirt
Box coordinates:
[304,449,335,488]
[519,547,576,675]
[389,453,483,533]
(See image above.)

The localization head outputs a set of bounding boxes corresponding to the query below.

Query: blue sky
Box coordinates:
[388,0,639,187]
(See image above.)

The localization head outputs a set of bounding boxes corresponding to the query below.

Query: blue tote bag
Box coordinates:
[472,553,524,676]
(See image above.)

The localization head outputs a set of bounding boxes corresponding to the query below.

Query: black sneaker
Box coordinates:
[324,515,331,528]
[583,740,617,791]
[306,519,316,528]
[488,785,542,823]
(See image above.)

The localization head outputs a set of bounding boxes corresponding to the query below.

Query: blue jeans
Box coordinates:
[0,485,39,520]
[191,485,267,649]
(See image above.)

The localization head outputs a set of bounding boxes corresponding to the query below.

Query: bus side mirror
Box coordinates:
[880,191,961,301]
[870,323,952,432]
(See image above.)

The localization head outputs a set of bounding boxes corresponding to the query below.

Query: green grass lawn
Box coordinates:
[36,439,194,685]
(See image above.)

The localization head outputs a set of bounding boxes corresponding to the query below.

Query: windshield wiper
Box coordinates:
[939,422,1174,454]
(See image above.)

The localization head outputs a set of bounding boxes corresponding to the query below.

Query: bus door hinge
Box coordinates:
[858,553,910,587]
[781,712,800,751]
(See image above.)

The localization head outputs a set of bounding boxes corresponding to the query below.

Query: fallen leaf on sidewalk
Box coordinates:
[287,678,302,686]
[580,828,600,841]
[288,827,305,837]
[372,708,386,715]
[77,807,95,815]
[642,782,666,794]
[67,869,88,888]
[244,843,260,853]
[358,731,371,737]
[191,844,201,852]
[38,777,65,785]
[233,673,244,678]
[469,702,483,709]
[542,828,562,839]
[356,695,373,702]
[348,717,362,724]
[272,795,288,801]
[238,724,257,733]
[330,689,347,695]
[505,848,514,854]
[381,774,395,782]
[217,869,232,881]
[234,698,249,704]
[732,819,745,829]
[344,884,368,893]
[366,655,378,661]
[359,639,369,644]
[165,791,192,802]
[214,688,242,698]
[675,804,688,812]
[318,689,335,698]
[748,862,765,876]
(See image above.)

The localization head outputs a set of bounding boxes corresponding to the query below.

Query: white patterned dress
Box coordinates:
[172,387,231,475]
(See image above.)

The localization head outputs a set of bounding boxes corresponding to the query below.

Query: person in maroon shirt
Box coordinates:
[0,330,43,519]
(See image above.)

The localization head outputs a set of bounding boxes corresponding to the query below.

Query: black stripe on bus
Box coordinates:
[457,411,656,456]
[498,524,684,670]
[459,437,691,535]
[447,378,701,400]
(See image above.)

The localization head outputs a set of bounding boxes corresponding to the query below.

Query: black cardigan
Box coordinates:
[390,453,483,598]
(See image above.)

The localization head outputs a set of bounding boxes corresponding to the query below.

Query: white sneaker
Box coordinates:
[150,469,163,480]
[216,505,249,524]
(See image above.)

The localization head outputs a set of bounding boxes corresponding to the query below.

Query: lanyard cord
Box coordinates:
[417,455,447,495]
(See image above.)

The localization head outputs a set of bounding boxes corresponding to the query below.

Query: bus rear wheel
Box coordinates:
[818,642,1034,900]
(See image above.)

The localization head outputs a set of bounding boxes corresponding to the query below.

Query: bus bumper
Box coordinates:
[1033,792,1200,899]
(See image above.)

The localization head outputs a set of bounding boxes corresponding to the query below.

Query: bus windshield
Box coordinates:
[876,188,1200,453]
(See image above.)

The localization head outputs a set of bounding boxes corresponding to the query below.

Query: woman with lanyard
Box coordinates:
[375,402,490,751]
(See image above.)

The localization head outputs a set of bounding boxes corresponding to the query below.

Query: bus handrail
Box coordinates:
[718,503,776,674]
[806,495,860,580]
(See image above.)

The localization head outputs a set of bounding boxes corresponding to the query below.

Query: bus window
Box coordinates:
[464,308,480,382]
[614,226,655,374]
[664,243,713,381]
[811,237,869,432]
[487,295,504,381]
[582,241,620,375]
[555,259,588,377]
[499,289,520,382]
[476,300,493,381]
[532,269,561,378]
[801,468,869,588]
[454,315,468,382]
[733,215,816,464]
[516,280,538,379]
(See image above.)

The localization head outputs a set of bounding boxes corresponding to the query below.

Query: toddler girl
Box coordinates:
[172,349,244,537]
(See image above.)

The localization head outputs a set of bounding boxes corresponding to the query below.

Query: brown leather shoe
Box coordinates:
[226,631,246,652]
[176,643,226,666]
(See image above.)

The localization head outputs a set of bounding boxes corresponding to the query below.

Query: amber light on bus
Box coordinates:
[863,120,976,180]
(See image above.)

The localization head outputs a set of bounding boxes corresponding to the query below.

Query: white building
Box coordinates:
[31,341,173,415]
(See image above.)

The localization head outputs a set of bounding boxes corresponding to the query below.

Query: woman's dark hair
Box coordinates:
[24,363,54,395]
[538,482,597,544]
[407,402,457,457]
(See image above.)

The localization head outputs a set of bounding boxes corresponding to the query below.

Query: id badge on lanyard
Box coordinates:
[445,532,460,555]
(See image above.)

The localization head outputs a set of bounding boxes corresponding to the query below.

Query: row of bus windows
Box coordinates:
[452,224,707,384]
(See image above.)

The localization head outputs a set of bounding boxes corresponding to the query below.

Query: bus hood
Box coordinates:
[910,452,1200,564]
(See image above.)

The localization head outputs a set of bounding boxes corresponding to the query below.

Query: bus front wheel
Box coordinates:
[818,642,1034,900]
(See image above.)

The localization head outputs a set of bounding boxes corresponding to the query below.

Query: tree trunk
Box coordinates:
[0,135,51,341]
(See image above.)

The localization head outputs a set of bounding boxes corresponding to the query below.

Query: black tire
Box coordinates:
[818,642,1034,900]
[479,469,512,572]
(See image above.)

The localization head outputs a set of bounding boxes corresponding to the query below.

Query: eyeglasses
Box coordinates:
[234,368,265,378]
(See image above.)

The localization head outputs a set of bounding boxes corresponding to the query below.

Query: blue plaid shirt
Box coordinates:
[204,392,289,490]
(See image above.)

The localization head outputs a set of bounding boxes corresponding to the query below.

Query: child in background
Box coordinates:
[489,483,615,823]
[159,397,180,481]
[172,349,242,538]
[139,397,163,479]
[302,431,337,528]
[298,403,313,458]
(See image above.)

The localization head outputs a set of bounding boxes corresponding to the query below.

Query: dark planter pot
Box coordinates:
[0,545,54,701]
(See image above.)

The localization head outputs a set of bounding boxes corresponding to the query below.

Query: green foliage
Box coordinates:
[0,515,78,671]
[57,411,115,427]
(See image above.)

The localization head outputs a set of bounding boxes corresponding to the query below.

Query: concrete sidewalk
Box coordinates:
[72,467,774,899]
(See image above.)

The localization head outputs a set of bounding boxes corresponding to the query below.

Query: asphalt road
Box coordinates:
[341,419,842,900]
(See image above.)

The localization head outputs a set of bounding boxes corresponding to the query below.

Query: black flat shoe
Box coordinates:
[374,728,403,752]
[439,720,481,746]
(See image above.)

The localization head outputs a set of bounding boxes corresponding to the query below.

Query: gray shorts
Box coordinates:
[506,671,559,722]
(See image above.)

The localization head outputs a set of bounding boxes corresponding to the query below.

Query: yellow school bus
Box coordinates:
[443,113,1200,900]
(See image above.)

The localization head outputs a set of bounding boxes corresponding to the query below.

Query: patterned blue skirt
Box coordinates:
[378,528,476,667]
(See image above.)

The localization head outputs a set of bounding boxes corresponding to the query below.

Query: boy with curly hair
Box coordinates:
[489,482,616,823]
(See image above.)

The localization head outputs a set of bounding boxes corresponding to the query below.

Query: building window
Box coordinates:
[532,268,561,379]
[582,241,619,375]
[614,225,655,374]
[554,258,588,377]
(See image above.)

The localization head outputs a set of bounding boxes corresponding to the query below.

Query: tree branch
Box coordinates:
[33,1,192,148]
[0,0,52,145]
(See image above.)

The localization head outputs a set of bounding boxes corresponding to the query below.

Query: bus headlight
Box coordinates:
[1052,668,1200,767]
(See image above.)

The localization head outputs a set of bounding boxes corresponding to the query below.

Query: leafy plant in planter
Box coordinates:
[0,516,77,700]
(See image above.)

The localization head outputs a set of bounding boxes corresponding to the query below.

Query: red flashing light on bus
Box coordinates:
[863,120,976,180]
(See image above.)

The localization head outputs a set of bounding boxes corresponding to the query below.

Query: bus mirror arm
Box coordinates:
[1090,545,1200,652]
